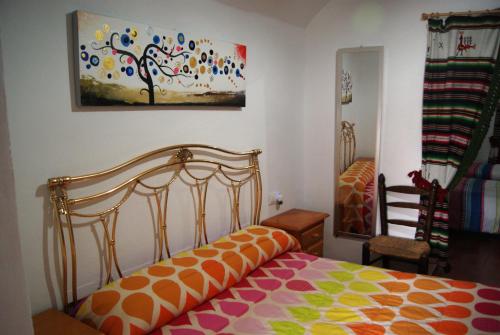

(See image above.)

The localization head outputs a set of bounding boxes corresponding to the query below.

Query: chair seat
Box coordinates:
[367,235,431,261]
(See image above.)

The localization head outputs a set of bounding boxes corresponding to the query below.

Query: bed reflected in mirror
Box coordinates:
[334,47,383,238]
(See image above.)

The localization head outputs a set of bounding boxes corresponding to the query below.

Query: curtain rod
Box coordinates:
[421,8,500,21]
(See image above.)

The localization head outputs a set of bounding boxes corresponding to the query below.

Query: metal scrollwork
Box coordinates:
[176,148,193,162]
[48,144,262,311]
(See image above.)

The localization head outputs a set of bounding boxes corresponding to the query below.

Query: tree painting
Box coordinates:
[76,11,246,106]
[341,70,352,105]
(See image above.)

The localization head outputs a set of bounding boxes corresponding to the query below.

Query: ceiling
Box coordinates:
[215,0,331,28]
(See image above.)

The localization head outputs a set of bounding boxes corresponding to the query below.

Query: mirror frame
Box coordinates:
[333,46,384,239]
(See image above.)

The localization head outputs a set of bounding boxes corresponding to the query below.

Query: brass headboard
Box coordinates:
[48,144,262,310]
[340,121,356,173]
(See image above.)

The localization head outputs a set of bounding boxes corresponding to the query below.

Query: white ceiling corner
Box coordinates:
[215,0,331,28]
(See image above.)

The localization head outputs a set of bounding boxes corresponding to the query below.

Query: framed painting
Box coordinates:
[74,11,246,107]
[341,70,352,105]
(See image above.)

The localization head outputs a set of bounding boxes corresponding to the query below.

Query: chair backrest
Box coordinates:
[378,173,439,242]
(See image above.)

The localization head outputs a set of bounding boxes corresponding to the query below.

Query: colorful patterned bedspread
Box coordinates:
[362,179,374,235]
[338,159,375,235]
[160,252,500,335]
[75,226,500,335]
[449,177,500,234]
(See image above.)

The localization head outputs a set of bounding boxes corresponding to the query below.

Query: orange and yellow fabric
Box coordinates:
[75,226,299,335]
[161,253,500,335]
[338,159,375,234]
[75,225,500,335]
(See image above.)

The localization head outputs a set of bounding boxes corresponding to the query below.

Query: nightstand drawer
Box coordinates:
[305,240,323,257]
[33,309,103,335]
[301,223,323,249]
[261,209,328,258]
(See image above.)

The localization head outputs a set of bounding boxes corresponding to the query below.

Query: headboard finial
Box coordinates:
[48,176,71,187]
[175,148,194,162]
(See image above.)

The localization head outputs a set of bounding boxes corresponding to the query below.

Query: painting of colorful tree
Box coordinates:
[76,11,246,106]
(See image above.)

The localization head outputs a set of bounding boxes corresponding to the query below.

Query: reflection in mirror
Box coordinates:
[334,47,383,238]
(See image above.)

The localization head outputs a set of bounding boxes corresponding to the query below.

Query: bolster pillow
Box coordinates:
[75,226,299,335]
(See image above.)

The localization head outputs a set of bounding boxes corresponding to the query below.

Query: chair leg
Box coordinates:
[362,242,370,265]
[418,255,429,275]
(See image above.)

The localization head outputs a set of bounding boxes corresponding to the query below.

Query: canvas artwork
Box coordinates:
[341,70,352,105]
[75,11,246,106]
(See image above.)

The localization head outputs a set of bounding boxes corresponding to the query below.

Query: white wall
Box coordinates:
[303,0,500,262]
[0,38,34,335]
[341,51,379,158]
[0,0,305,313]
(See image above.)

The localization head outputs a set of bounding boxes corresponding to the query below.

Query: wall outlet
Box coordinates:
[268,191,284,206]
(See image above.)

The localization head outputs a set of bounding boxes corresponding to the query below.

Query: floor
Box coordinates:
[377,230,500,287]
[435,230,500,287]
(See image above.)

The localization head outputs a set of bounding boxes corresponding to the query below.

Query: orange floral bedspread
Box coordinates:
[338,159,375,234]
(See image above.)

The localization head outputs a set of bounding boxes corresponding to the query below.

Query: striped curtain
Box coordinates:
[421,15,500,267]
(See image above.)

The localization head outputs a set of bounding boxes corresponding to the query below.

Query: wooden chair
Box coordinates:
[362,173,439,274]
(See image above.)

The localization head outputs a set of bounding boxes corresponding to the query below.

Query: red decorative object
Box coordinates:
[407,170,447,202]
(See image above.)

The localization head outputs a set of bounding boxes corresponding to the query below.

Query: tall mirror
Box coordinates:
[334,47,383,238]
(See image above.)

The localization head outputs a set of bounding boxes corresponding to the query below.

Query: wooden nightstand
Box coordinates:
[33,309,103,335]
[262,208,329,257]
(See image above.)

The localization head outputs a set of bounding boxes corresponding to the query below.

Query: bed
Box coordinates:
[449,162,500,234]
[337,121,375,235]
[49,145,500,335]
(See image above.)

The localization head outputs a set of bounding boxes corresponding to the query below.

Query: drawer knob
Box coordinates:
[311,233,320,238]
